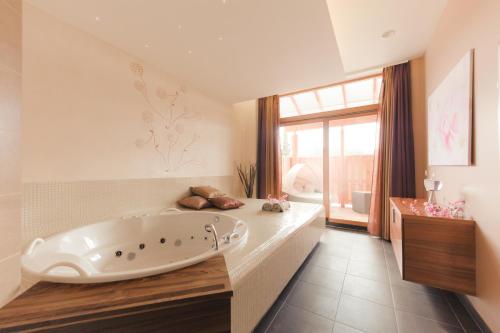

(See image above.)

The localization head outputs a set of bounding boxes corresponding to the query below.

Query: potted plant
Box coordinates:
[236,163,256,198]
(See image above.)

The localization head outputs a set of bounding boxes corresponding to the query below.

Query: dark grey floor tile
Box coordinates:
[350,247,387,265]
[310,252,349,273]
[343,274,394,307]
[267,304,334,333]
[384,249,399,267]
[320,232,353,248]
[444,293,481,332]
[392,285,460,327]
[336,294,398,333]
[316,243,353,259]
[287,281,340,319]
[396,310,464,333]
[352,236,384,252]
[382,240,393,253]
[253,300,285,333]
[332,322,364,333]
[299,265,345,291]
[256,229,479,333]
[347,259,389,283]
[322,228,357,240]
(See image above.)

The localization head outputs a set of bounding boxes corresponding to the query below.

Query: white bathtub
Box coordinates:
[21,210,248,284]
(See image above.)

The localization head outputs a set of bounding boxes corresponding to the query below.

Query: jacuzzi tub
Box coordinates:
[21,210,248,284]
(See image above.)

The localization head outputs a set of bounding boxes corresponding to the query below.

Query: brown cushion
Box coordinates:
[190,186,225,199]
[209,197,245,210]
[177,196,212,210]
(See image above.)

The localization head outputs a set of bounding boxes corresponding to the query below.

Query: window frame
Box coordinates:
[279,74,381,227]
[279,73,381,124]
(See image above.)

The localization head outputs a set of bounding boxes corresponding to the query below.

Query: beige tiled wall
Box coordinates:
[22,176,235,246]
[0,0,22,307]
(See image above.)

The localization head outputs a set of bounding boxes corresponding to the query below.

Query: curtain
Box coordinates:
[390,64,416,198]
[257,95,281,199]
[368,63,415,239]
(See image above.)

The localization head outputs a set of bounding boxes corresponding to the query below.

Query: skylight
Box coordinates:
[280,75,382,118]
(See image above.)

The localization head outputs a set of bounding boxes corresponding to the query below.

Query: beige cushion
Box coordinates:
[209,197,245,210]
[190,186,225,199]
[177,196,212,210]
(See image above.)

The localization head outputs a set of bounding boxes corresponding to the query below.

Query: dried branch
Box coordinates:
[237,163,257,198]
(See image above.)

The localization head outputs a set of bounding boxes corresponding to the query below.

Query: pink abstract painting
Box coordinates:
[428,50,473,166]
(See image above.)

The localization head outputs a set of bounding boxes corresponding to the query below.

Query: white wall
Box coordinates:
[23,4,235,182]
[0,0,22,307]
[425,0,500,330]
[232,99,258,197]
[20,5,238,266]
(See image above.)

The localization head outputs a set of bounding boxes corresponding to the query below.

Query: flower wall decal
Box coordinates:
[129,62,200,172]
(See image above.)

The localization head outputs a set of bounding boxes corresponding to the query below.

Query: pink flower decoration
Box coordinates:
[156,87,167,99]
[130,62,144,76]
[134,80,145,91]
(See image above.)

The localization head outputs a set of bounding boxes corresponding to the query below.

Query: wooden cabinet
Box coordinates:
[390,198,476,295]
[0,256,232,333]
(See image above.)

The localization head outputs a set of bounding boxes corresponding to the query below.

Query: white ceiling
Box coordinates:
[326,0,447,74]
[26,0,447,103]
[26,0,346,103]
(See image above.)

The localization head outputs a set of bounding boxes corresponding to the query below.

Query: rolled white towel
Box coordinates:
[272,203,283,212]
[262,202,273,211]
[280,201,291,210]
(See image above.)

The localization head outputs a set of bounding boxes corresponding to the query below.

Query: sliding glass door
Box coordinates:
[280,114,376,226]
[280,122,324,205]
[279,74,382,227]
[327,115,377,226]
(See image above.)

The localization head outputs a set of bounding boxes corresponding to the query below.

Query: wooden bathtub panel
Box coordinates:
[0,255,232,333]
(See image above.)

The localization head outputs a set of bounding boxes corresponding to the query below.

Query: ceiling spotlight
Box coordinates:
[222,0,227,3]
[144,43,151,48]
[177,24,182,30]
[95,16,101,21]
[218,36,223,41]
[188,50,193,55]
[381,30,396,39]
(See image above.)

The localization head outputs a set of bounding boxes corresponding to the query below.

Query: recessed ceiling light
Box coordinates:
[218,36,223,41]
[95,16,101,21]
[188,50,193,55]
[177,24,182,30]
[222,0,227,3]
[144,43,151,48]
[381,30,396,39]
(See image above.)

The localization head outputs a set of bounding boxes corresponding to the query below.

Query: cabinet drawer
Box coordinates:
[390,204,403,276]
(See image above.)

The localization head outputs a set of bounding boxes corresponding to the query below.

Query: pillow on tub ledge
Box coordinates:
[209,196,245,210]
[177,195,213,210]
[190,185,226,199]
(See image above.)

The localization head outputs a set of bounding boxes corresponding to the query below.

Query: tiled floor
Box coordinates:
[254,227,481,333]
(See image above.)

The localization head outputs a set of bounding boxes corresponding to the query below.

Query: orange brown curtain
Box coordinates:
[368,63,415,239]
[257,95,281,199]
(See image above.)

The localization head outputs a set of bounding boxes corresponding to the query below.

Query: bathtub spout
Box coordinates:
[204,224,219,251]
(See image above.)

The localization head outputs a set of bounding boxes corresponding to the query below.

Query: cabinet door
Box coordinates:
[390,204,403,276]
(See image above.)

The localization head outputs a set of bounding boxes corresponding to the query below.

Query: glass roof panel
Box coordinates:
[317,86,345,111]
[279,96,298,117]
[292,92,320,115]
[279,75,381,118]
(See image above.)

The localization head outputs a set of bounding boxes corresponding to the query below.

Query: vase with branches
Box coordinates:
[237,163,257,198]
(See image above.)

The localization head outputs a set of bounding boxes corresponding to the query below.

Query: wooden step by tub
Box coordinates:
[0,255,232,333]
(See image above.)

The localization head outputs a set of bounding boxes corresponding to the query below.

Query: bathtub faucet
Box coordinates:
[204,224,219,251]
